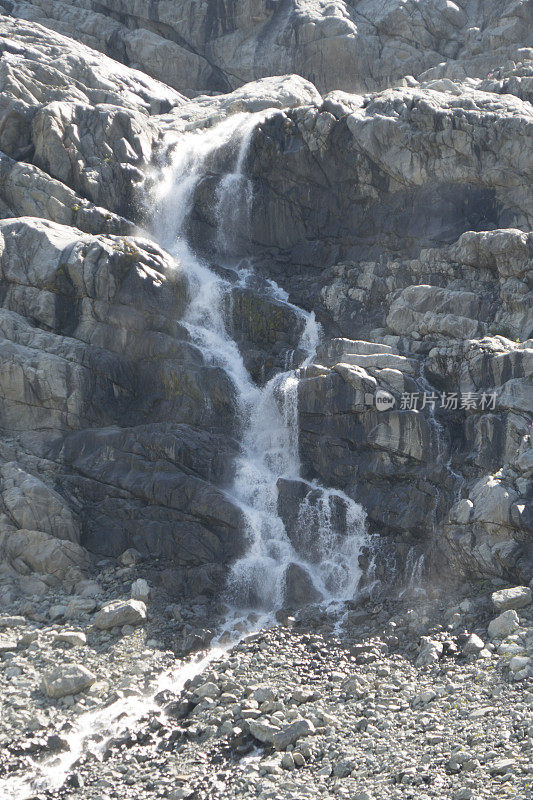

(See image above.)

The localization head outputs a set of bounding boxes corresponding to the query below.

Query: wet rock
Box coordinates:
[283,564,322,610]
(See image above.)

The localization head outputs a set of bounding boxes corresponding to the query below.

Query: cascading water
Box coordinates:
[0,110,368,800]
[154,110,368,612]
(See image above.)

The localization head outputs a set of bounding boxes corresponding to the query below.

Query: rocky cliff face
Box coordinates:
[0,2,531,605]
[2,0,531,97]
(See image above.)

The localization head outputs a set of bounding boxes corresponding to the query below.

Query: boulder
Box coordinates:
[93,599,147,630]
[53,631,87,647]
[283,564,322,610]
[462,634,485,656]
[487,610,520,639]
[42,663,96,698]
[416,637,444,666]
[248,719,280,745]
[4,0,528,98]
[0,528,91,583]
[491,586,532,611]
[131,579,150,603]
[1,463,80,542]
[0,635,18,653]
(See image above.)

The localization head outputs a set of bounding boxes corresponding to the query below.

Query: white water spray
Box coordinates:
[153,110,367,611]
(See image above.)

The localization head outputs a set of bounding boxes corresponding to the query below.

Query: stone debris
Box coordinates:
[0,578,532,800]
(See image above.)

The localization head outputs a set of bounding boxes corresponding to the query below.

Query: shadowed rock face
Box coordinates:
[0,216,247,585]
[0,6,531,600]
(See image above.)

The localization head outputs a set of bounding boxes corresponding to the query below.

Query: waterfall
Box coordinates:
[0,108,369,800]
[154,110,368,612]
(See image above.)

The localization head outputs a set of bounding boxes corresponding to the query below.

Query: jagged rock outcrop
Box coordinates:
[0,18,184,225]
[235,88,532,265]
[2,0,531,98]
[0,8,530,596]
[0,215,248,593]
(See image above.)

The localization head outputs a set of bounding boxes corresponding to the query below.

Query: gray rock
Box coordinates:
[248,719,280,745]
[333,757,356,778]
[194,682,220,700]
[489,758,515,775]
[65,597,97,618]
[488,610,520,639]
[283,564,322,610]
[93,600,147,630]
[0,616,25,627]
[5,0,529,100]
[509,656,531,672]
[42,663,96,698]
[0,634,18,652]
[272,718,315,751]
[462,634,485,656]
[131,579,150,603]
[53,631,87,647]
[416,637,444,667]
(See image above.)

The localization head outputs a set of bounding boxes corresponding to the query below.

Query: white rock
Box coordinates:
[195,682,220,699]
[0,616,25,627]
[491,586,532,611]
[462,634,485,655]
[0,634,18,652]
[248,719,281,744]
[416,637,443,666]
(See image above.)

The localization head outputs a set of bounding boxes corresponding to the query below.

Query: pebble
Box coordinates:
[0,577,531,800]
